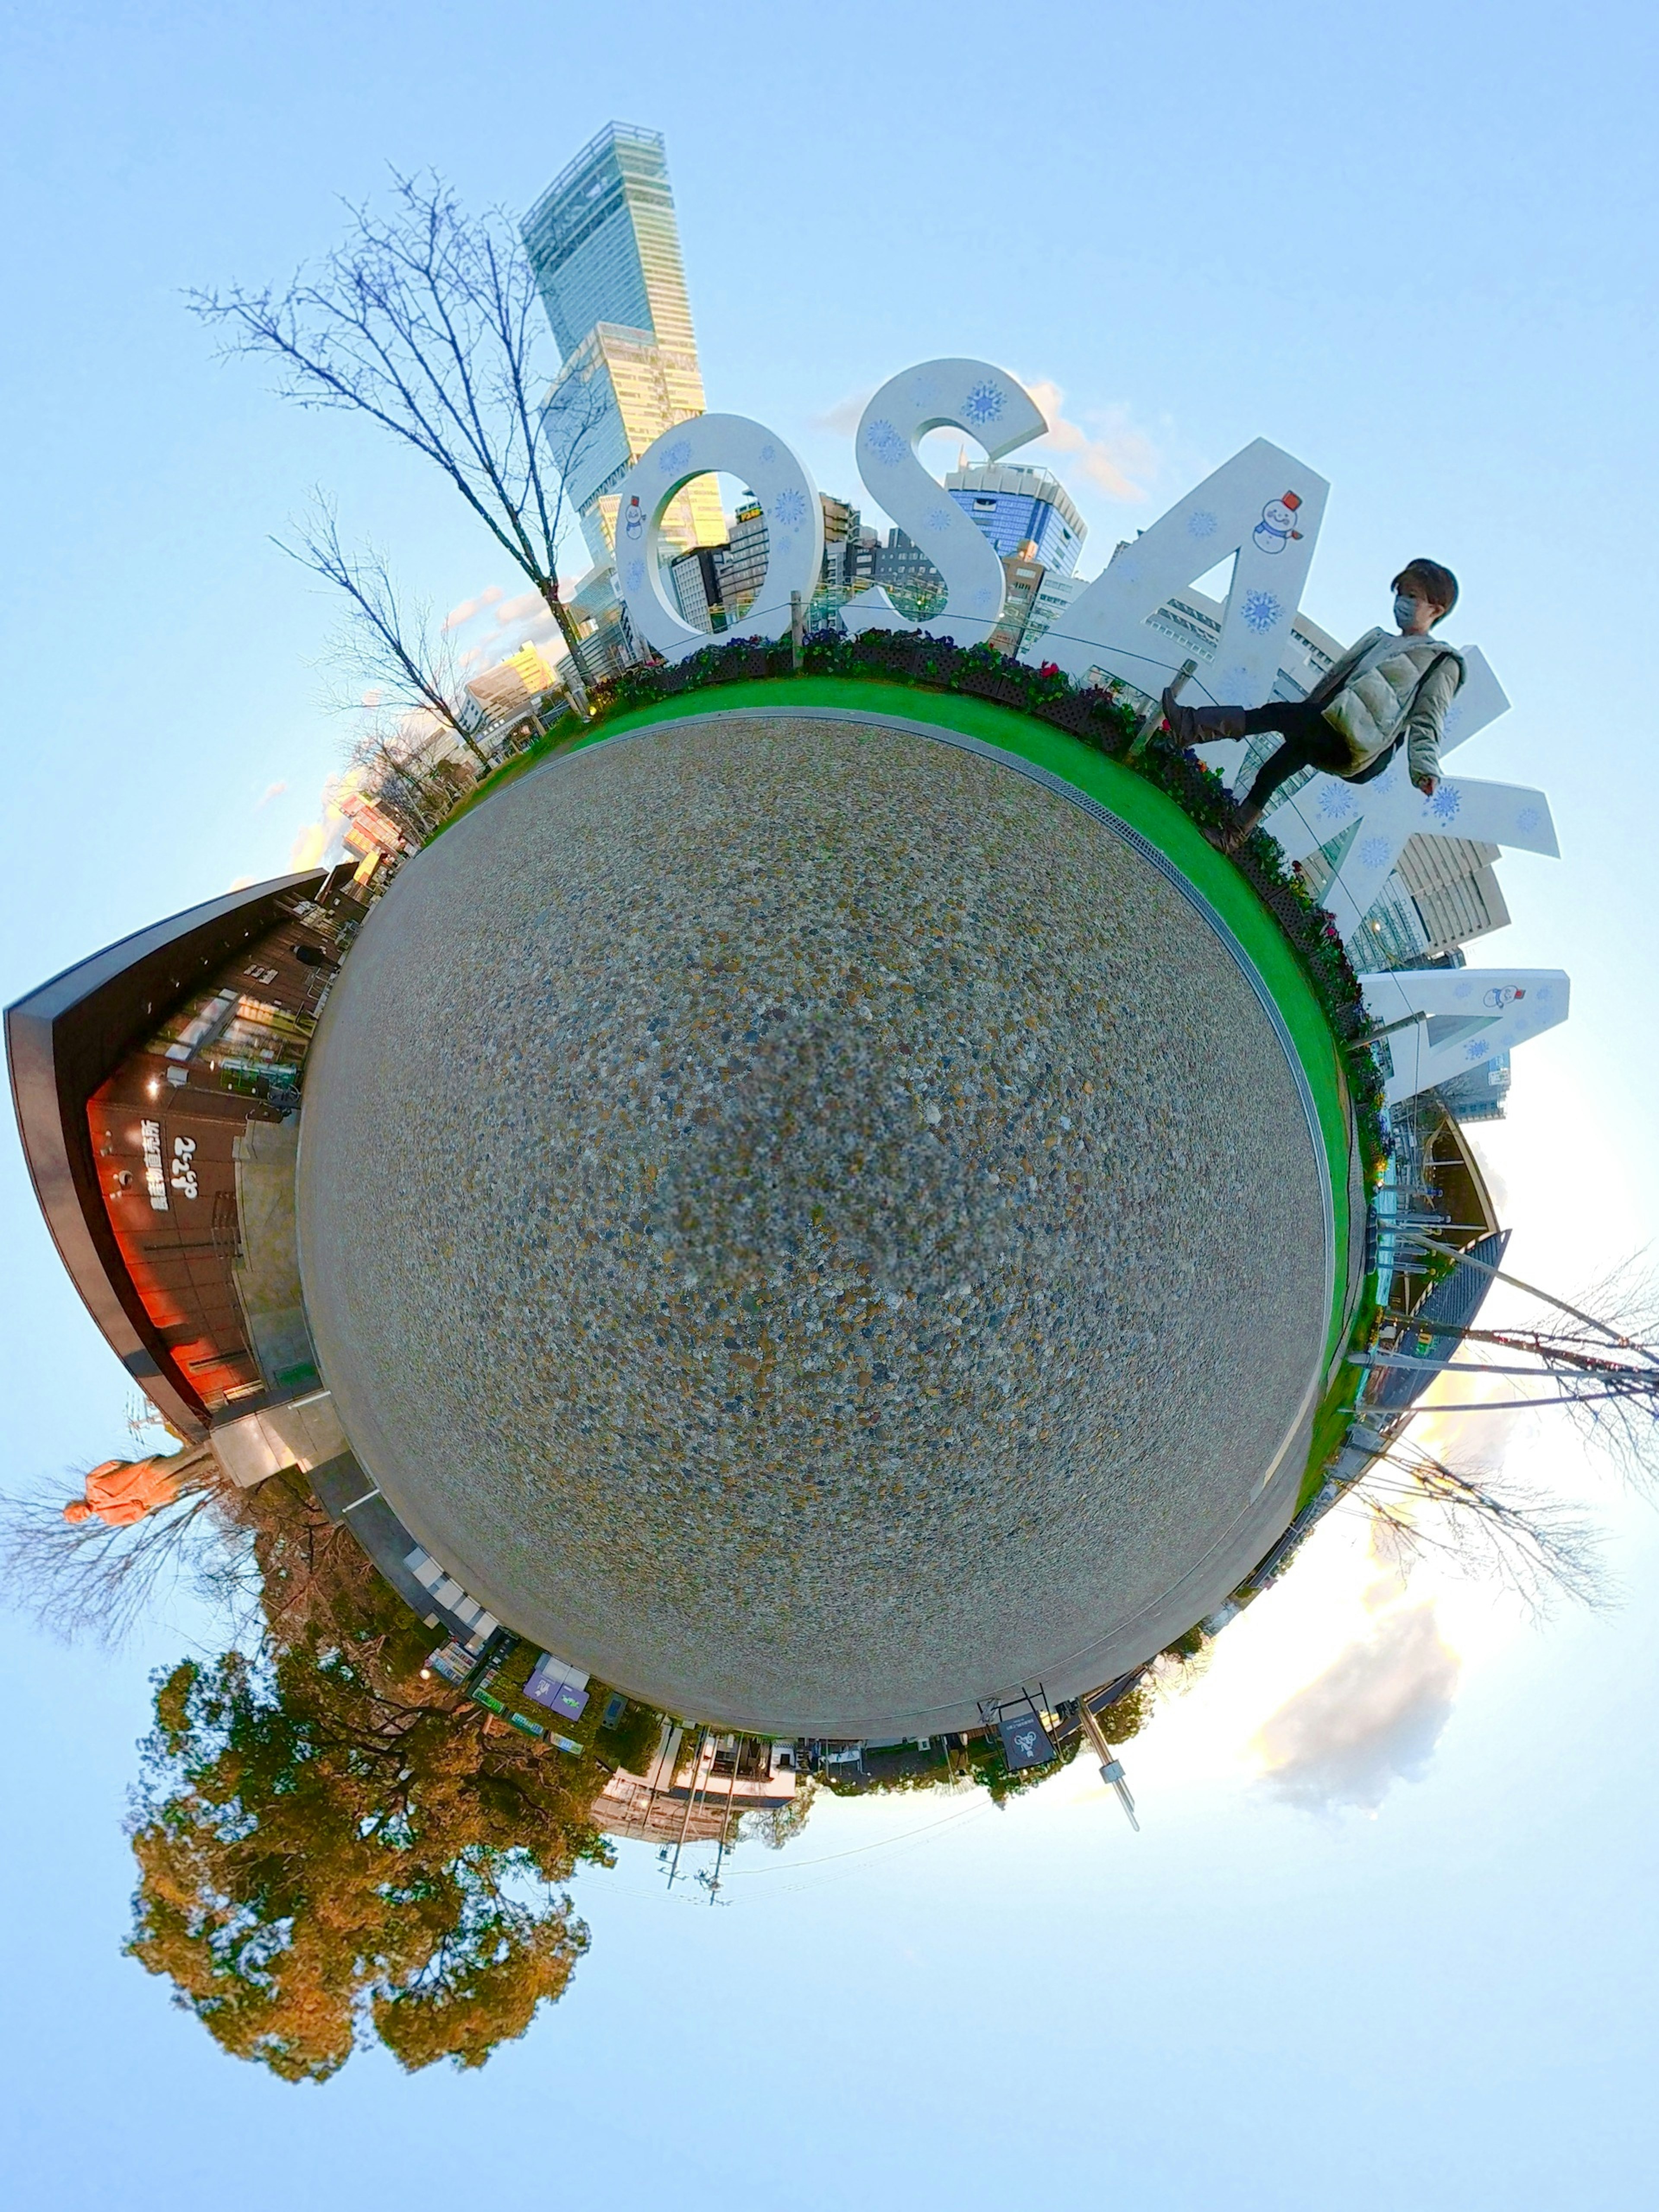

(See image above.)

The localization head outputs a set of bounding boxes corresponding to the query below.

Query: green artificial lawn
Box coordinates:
[439,673,1357,1372]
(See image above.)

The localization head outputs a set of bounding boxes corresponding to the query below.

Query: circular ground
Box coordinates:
[298,707,1331,1735]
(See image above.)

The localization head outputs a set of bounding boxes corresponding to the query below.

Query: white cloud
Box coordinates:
[1252,1601,1461,1814]
[493,590,550,626]
[1020,376,1157,503]
[812,388,874,438]
[442,583,504,631]
[257,780,287,809]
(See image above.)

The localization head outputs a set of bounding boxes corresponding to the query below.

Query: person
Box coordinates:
[1162,559,1466,852]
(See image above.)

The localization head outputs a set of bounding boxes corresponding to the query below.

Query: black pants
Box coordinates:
[1239,700,1350,811]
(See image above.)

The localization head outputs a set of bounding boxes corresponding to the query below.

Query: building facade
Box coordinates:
[946,461,1087,576]
[873,528,945,617]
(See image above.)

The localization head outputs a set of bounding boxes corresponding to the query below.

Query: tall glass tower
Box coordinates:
[523,123,720,561]
[523,122,697,360]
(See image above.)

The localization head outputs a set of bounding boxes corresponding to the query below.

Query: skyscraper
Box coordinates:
[522,123,721,563]
[523,121,697,358]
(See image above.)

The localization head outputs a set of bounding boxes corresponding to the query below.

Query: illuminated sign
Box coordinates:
[139,1121,168,1211]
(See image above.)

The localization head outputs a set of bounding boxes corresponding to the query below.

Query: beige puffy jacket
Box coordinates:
[1313,628,1465,781]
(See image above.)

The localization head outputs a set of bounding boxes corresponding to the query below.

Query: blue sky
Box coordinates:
[3,3,1657,2203]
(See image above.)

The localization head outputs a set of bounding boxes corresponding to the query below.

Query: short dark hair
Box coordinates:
[1392,558,1459,623]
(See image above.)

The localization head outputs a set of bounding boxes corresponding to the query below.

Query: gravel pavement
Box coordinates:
[298,709,1329,1735]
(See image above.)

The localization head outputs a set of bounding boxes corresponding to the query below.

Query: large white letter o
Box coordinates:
[611,416,823,664]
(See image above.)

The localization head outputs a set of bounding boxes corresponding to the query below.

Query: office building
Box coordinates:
[947,462,1087,576]
[524,121,697,359]
[987,548,1048,657]
[563,560,638,681]
[1394,835,1510,958]
[523,123,721,564]
[1302,830,1512,971]
[717,500,769,621]
[1024,566,1082,652]
[874,529,945,617]
[1436,1050,1512,1122]
[670,543,727,632]
[847,525,881,594]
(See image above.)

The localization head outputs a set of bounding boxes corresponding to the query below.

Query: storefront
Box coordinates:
[8,865,365,1436]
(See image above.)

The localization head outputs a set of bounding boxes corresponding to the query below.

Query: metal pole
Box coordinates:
[790,591,805,672]
[708,1735,744,1902]
[1079,1697,1140,1831]
[666,1726,706,1890]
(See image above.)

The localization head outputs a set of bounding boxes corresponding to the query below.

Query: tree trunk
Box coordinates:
[452,723,491,771]
[539,581,591,719]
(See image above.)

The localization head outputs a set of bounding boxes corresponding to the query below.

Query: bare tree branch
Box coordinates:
[0,1448,250,1648]
[190,172,620,715]
[1350,1428,1609,1616]
[1382,1236,1659,1485]
[276,496,494,771]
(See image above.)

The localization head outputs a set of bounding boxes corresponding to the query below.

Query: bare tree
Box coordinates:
[1374,1233,1659,1485]
[191,172,615,716]
[0,1445,253,1649]
[280,499,494,772]
[1349,1427,1608,1616]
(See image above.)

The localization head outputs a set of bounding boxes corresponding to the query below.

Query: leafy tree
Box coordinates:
[127,1616,609,2081]
[1093,1685,1152,1743]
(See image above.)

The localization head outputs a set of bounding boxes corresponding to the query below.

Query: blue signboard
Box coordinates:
[524,1651,590,1721]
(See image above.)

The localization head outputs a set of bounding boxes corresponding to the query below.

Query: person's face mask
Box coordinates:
[1395,591,1427,630]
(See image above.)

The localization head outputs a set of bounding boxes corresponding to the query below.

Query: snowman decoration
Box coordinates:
[1252,490,1304,556]
[621,494,645,543]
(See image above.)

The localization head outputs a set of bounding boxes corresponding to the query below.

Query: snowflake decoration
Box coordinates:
[658,439,693,473]
[1454,978,1474,1000]
[1442,702,1465,737]
[972,585,995,608]
[1515,804,1541,834]
[1464,1038,1494,1063]
[1317,782,1357,822]
[624,559,645,592]
[1359,836,1392,871]
[1428,784,1462,822]
[1239,591,1282,634]
[1187,509,1218,538]
[925,505,953,534]
[1535,982,1554,1003]
[773,488,807,526]
[961,380,1006,426]
[759,442,776,463]
[865,417,906,467]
